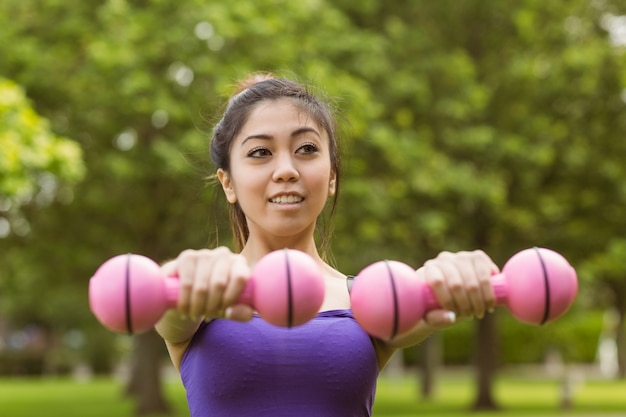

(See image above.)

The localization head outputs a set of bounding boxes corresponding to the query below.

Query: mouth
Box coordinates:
[269,194,304,204]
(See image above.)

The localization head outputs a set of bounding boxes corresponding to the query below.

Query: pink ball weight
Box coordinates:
[251,249,325,327]
[350,260,424,340]
[89,254,173,334]
[501,247,578,325]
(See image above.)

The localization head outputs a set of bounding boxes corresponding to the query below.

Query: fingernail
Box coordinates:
[224,307,233,319]
[446,312,456,323]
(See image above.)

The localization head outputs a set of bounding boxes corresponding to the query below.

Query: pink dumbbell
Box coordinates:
[89,248,325,334]
[350,247,578,340]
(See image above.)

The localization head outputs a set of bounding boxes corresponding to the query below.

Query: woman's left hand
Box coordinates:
[418,249,499,328]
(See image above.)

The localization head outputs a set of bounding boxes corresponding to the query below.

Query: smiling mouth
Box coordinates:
[269,195,304,204]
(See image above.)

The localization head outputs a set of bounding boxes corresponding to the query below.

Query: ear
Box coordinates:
[217,169,237,204]
[328,171,337,197]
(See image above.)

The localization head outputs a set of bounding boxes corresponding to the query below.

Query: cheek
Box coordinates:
[230,171,266,204]
[307,165,334,195]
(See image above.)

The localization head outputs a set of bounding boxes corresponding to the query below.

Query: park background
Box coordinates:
[1,0,626,415]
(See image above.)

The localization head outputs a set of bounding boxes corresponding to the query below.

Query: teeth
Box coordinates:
[270,195,303,204]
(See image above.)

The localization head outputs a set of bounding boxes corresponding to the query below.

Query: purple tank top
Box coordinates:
[180,309,378,417]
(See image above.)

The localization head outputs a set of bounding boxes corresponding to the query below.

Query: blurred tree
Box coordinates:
[0,77,84,237]
[0,0,382,414]
[0,76,85,370]
[333,0,626,409]
[581,239,626,378]
[1,0,625,414]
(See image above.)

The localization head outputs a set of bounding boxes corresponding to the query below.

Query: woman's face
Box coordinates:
[218,99,336,242]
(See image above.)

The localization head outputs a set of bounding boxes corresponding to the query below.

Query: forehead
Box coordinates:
[240,99,324,135]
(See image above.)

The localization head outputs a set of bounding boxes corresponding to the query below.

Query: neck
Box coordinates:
[240,235,323,267]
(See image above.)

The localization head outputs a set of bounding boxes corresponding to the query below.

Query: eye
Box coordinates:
[247,147,271,158]
[296,143,319,155]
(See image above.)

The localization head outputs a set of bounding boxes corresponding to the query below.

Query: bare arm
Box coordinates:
[155,309,203,371]
[154,250,254,370]
[373,310,457,368]
[154,260,203,369]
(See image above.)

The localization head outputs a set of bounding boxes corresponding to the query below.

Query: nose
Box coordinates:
[272,153,299,182]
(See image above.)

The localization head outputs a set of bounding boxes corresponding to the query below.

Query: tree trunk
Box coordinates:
[124,330,171,415]
[472,313,500,410]
[616,304,626,379]
[419,333,441,399]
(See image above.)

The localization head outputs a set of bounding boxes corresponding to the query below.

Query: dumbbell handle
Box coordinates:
[157,274,255,310]
[421,275,509,312]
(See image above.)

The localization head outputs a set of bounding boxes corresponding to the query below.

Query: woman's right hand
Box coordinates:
[162,247,255,322]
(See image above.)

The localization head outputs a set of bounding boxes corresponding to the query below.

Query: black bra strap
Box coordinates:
[346,275,355,293]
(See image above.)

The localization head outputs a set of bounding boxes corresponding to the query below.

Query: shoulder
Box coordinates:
[320,262,351,288]
[318,263,352,311]
[321,261,346,278]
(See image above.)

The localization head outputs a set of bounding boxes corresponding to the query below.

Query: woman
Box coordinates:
[155,73,498,417]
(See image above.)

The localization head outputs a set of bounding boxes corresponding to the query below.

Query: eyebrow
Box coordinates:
[241,127,321,144]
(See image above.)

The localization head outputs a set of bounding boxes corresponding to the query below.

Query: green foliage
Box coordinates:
[0,0,625,375]
[580,239,626,308]
[440,311,603,365]
[0,77,84,214]
[335,0,626,272]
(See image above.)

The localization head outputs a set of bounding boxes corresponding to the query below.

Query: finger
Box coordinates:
[188,250,216,319]
[460,250,499,315]
[160,260,177,277]
[462,273,484,319]
[225,304,254,322]
[442,261,475,318]
[426,253,476,317]
[203,254,230,316]
[423,309,457,330]
[475,250,499,312]
[454,253,485,319]
[176,250,199,317]
[423,259,455,312]
[222,254,251,307]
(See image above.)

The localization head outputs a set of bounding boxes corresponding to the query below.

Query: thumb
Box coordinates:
[225,304,254,322]
[423,309,457,330]
[160,259,178,277]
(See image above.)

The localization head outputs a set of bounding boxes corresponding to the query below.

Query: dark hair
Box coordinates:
[210,73,341,255]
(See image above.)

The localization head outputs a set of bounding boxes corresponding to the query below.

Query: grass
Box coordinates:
[373,372,626,416]
[0,371,624,416]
